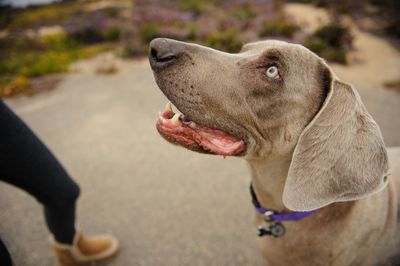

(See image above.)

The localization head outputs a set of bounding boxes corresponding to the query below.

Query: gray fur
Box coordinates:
[150,38,400,266]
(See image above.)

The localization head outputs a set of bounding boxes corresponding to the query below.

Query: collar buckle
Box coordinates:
[263,210,275,222]
[250,182,317,238]
[258,221,286,237]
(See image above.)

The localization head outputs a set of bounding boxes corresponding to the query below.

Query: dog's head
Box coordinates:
[149,38,390,211]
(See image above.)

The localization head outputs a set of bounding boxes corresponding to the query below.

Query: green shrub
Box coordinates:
[0,55,20,75]
[101,26,121,42]
[186,24,197,40]
[70,27,104,45]
[119,45,135,58]
[102,7,121,19]
[76,44,110,58]
[40,33,79,51]
[325,47,347,64]
[385,20,400,37]
[314,24,350,47]
[21,51,71,77]
[13,37,44,52]
[310,0,329,7]
[233,5,256,21]
[207,29,242,53]
[138,24,160,44]
[0,6,13,29]
[303,23,351,64]
[68,25,121,45]
[4,2,80,31]
[303,40,328,53]
[179,0,206,16]
[260,18,300,38]
[0,75,12,89]
[0,75,31,97]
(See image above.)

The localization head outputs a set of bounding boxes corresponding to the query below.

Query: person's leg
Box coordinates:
[44,204,77,244]
[0,99,79,244]
[0,100,118,264]
[0,237,12,266]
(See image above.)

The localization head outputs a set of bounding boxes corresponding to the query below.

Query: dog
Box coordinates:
[149,38,400,266]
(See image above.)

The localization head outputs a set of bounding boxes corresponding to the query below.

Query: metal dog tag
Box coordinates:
[270,222,285,237]
[257,222,285,237]
[257,225,271,237]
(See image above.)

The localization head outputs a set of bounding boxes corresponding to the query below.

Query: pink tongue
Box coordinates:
[157,110,246,156]
[195,128,245,156]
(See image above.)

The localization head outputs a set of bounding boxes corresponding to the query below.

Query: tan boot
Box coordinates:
[51,231,119,265]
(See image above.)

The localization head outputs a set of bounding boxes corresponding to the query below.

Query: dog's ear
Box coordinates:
[282,62,390,211]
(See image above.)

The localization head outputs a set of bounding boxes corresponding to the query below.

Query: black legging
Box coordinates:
[0,100,80,259]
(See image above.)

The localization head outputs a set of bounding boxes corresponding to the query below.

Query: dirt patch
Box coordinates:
[70,52,120,74]
[384,79,400,92]
[284,3,330,34]
[28,74,64,96]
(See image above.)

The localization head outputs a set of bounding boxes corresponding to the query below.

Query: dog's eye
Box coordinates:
[266,66,279,78]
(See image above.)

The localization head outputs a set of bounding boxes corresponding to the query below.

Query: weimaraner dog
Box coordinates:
[149,38,400,266]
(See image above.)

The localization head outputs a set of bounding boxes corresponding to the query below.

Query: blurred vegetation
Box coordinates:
[126,0,356,64]
[1,0,399,97]
[127,0,300,55]
[0,34,110,96]
[260,18,300,38]
[298,0,400,37]
[0,0,127,97]
[303,23,352,64]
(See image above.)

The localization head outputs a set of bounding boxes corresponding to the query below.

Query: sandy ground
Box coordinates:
[0,3,399,266]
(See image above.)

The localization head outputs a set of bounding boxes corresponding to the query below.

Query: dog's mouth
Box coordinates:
[157,102,246,156]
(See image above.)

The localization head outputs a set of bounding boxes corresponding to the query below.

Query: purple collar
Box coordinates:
[250,183,317,222]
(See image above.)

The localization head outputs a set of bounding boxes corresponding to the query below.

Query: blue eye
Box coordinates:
[266,66,278,78]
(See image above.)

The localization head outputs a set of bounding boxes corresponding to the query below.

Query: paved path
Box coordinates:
[1,58,399,266]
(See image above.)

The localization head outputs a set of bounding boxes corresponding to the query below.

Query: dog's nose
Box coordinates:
[149,38,177,68]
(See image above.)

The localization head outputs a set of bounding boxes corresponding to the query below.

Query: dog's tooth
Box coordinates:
[165,102,173,112]
[190,122,196,128]
[171,113,181,126]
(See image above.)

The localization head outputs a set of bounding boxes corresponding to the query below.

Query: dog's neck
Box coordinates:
[246,153,292,212]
